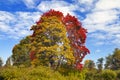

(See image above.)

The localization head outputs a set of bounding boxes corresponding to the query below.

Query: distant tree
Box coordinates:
[104,54,113,69]
[97,57,104,72]
[0,57,3,67]
[84,60,95,70]
[112,48,120,70]
[105,48,120,70]
[5,56,12,67]
[12,36,31,66]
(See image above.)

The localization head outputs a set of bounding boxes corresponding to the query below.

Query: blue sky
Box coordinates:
[0,0,120,64]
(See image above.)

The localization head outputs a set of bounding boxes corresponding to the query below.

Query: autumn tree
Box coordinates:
[30,10,74,68]
[11,9,89,70]
[12,36,31,66]
[63,13,90,70]
[29,10,89,70]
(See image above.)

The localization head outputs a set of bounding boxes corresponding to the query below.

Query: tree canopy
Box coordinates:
[12,9,89,70]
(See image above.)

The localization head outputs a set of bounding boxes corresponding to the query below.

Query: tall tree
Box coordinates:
[30,10,74,68]
[0,57,3,67]
[30,10,89,70]
[11,9,89,70]
[97,57,104,71]
[63,14,90,69]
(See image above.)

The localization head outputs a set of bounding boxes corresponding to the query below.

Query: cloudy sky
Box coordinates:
[0,0,120,64]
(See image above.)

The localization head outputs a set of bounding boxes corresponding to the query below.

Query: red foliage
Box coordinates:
[63,14,81,28]
[42,9,64,20]
[29,51,36,60]
[76,63,83,70]
[36,9,64,25]
[63,13,90,70]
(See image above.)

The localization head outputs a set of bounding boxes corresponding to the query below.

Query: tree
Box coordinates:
[30,10,74,68]
[112,48,120,70]
[97,57,104,72]
[63,13,90,70]
[0,57,3,67]
[11,9,89,70]
[105,48,120,70]
[5,56,12,67]
[104,54,113,69]
[29,10,89,70]
[84,60,95,70]
[12,36,31,66]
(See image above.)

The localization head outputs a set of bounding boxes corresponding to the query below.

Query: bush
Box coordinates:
[115,70,120,80]
[67,69,87,80]
[101,70,117,80]
[0,66,88,80]
[0,66,66,80]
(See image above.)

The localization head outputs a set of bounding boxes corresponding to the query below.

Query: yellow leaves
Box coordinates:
[29,15,75,67]
[31,58,40,67]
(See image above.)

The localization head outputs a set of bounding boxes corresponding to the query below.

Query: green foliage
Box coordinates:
[115,70,120,80]
[12,36,31,66]
[101,69,117,80]
[85,69,98,80]
[84,60,95,70]
[97,57,104,72]
[66,69,87,80]
[0,57,3,67]
[0,66,87,80]
[105,48,120,70]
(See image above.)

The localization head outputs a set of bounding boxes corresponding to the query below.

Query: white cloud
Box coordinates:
[22,0,39,8]
[37,0,77,16]
[83,10,119,25]
[0,11,41,39]
[94,0,120,10]
[82,0,120,46]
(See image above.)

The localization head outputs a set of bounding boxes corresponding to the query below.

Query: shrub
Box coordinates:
[0,66,87,80]
[115,70,120,80]
[101,69,117,80]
